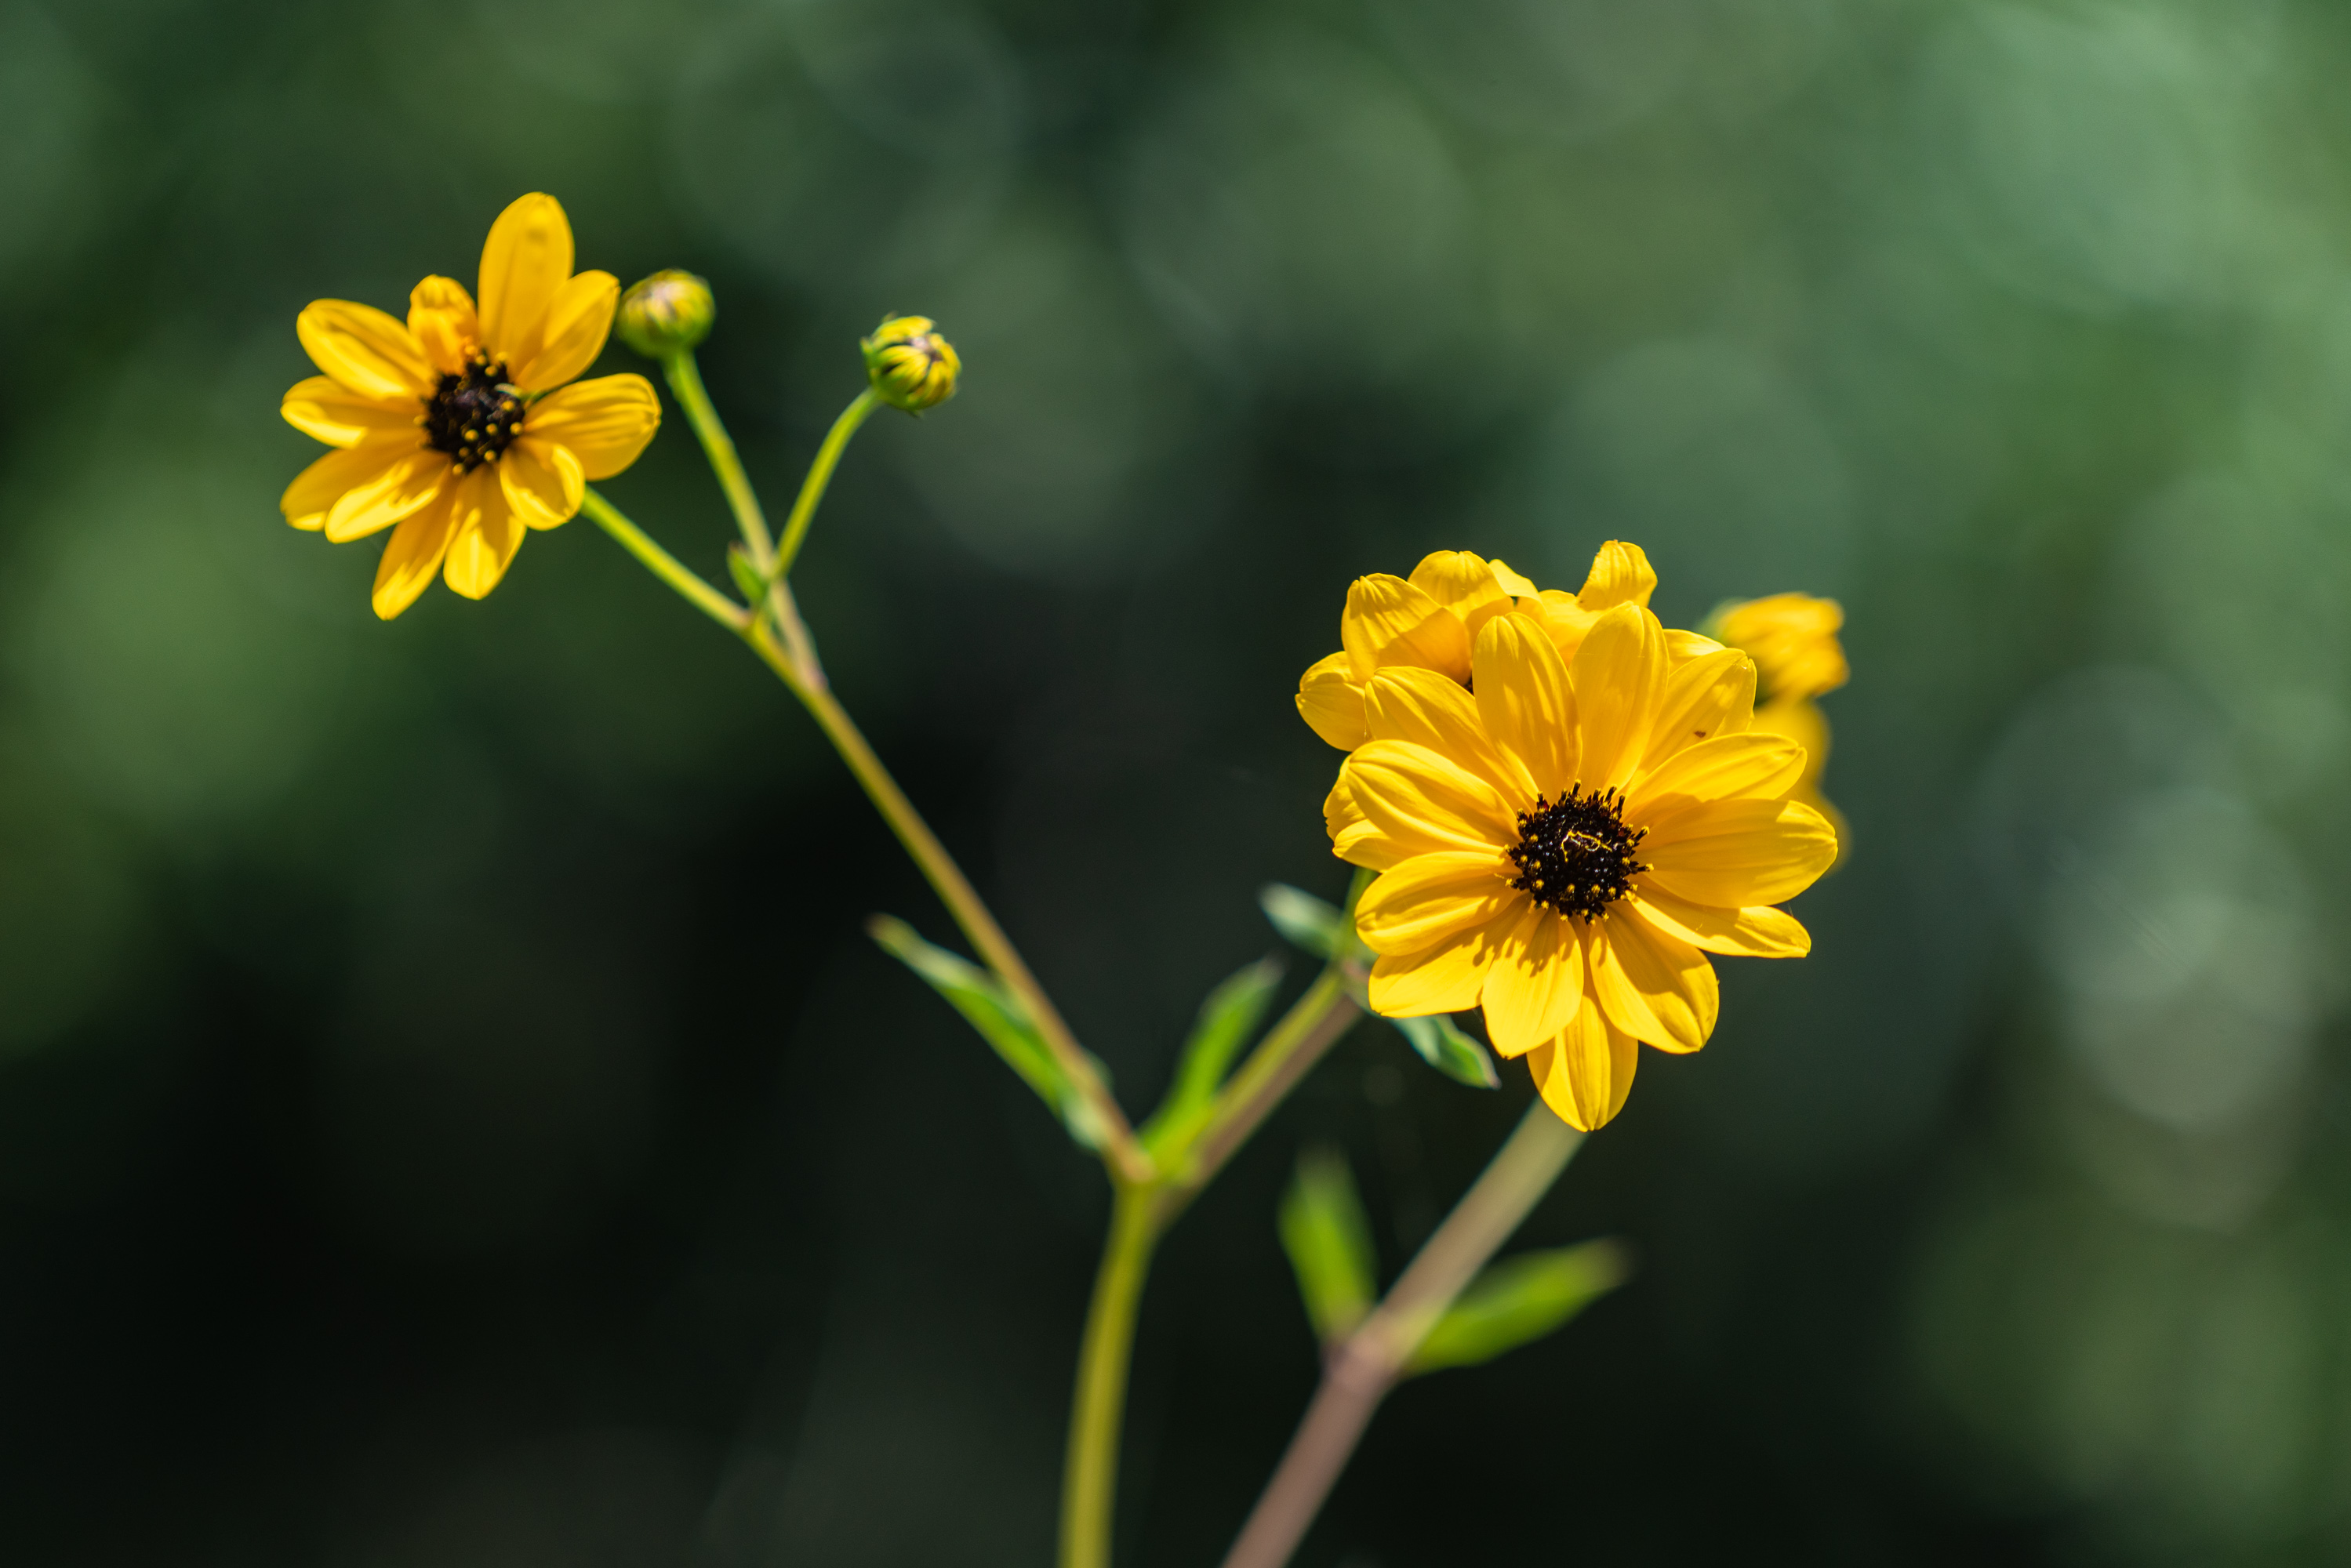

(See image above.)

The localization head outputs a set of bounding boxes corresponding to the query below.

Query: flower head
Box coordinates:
[1296,542,1674,752]
[1707,593,1848,702]
[1329,589,1835,1131]
[280,193,661,619]
[616,269,716,358]
[862,315,961,412]
[1707,593,1851,863]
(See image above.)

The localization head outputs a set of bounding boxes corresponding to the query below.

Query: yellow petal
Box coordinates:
[1519,588,1600,663]
[499,436,585,530]
[372,487,463,620]
[1576,540,1657,609]
[441,466,526,599]
[1666,629,1727,662]
[1644,648,1756,769]
[1571,603,1669,790]
[1487,558,1540,597]
[1473,613,1578,800]
[1325,772,1394,866]
[1299,652,1371,750]
[1747,695,1829,786]
[408,275,480,377]
[477,192,574,370]
[1343,739,1517,863]
[1528,996,1638,1131]
[1641,798,1837,909]
[1627,732,1804,829]
[1625,886,1810,958]
[521,374,660,479]
[1408,550,1512,640]
[1364,666,1530,800]
[323,446,449,543]
[512,270,618,392]
[297,299,434,401]
[1479,904,1586,1058]
[282,376,421,448]
[1340,574,1472,684]
[1589,915,1717,1053]
[1367,923,1499,1016]
[1354,850,1517,957]
[282,437,416,531]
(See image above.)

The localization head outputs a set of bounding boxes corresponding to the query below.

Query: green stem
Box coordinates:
[580,488,747,633]
[743,622,1150,1183]
[772,389,880,578]
[661,351,773,564]
[1062,1181,1161,1568]
[1159,967,1361,1223]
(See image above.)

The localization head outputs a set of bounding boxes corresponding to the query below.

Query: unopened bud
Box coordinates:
[861,314,960,413]
[616,270,715,358]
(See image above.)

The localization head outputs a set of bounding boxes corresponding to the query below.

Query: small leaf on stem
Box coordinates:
[1279,1145,1378,1344]
[1390,1014,1500,1089]
[868,915,1111,1149]
[725,544,767,606]
[1142,956,1285,1158]
[1404,1240,1630,1375]
[1259,884,1346,959]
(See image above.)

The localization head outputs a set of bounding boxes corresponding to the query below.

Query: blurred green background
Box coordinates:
[2,0,2346,1562]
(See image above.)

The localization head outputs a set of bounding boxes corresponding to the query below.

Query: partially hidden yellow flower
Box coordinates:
[1332,603,1836,1131]
[1295,541,1711,752]
[1706,593,1850,862]
[280,193,662,619]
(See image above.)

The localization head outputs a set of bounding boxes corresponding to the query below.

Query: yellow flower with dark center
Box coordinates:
[1295,543,1663,752]
[1333,604,1836,1131]
[1707,593,1850,862]
[279,193,661,619]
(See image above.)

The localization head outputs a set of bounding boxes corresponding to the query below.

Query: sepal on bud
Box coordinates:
[616,269,716,358]
[861,314,961,412]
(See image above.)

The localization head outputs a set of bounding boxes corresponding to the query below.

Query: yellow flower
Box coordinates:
[1295,543,1663,752]
[1707,593,1850,862]
[1332,604,1835,1131]
[1708,593,1848,701]
[279,193,662,619]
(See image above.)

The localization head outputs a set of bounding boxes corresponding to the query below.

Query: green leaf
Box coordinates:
[725,544,767,605]
[1404,1240,1630,1375]
[1278,1145,1378,1344]
[1141,956,1285,1158]
[1259,883,1346,960]
[1390,1013,1500,1089]
[867,915,1110,1149]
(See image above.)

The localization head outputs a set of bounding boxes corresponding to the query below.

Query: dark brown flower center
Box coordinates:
[423,349,522,474]
[1506,785,1648,922]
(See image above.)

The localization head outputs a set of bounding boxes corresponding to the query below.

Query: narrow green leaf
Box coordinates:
[1390,1013,1500,1089]
[867,915,1110,1149]
[1259,883,1345,960]
[1141,956,1285,1157]
[725,544,767,605]
[1278,1145,1378,1344]
[1404,1240,1630,1375]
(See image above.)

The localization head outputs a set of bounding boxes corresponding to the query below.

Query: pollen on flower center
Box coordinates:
[1505,786,1648,923]
[423,348,524,474]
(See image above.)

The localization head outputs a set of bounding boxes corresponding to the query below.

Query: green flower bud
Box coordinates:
[616,270,715,358]
[861,314,960,413]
